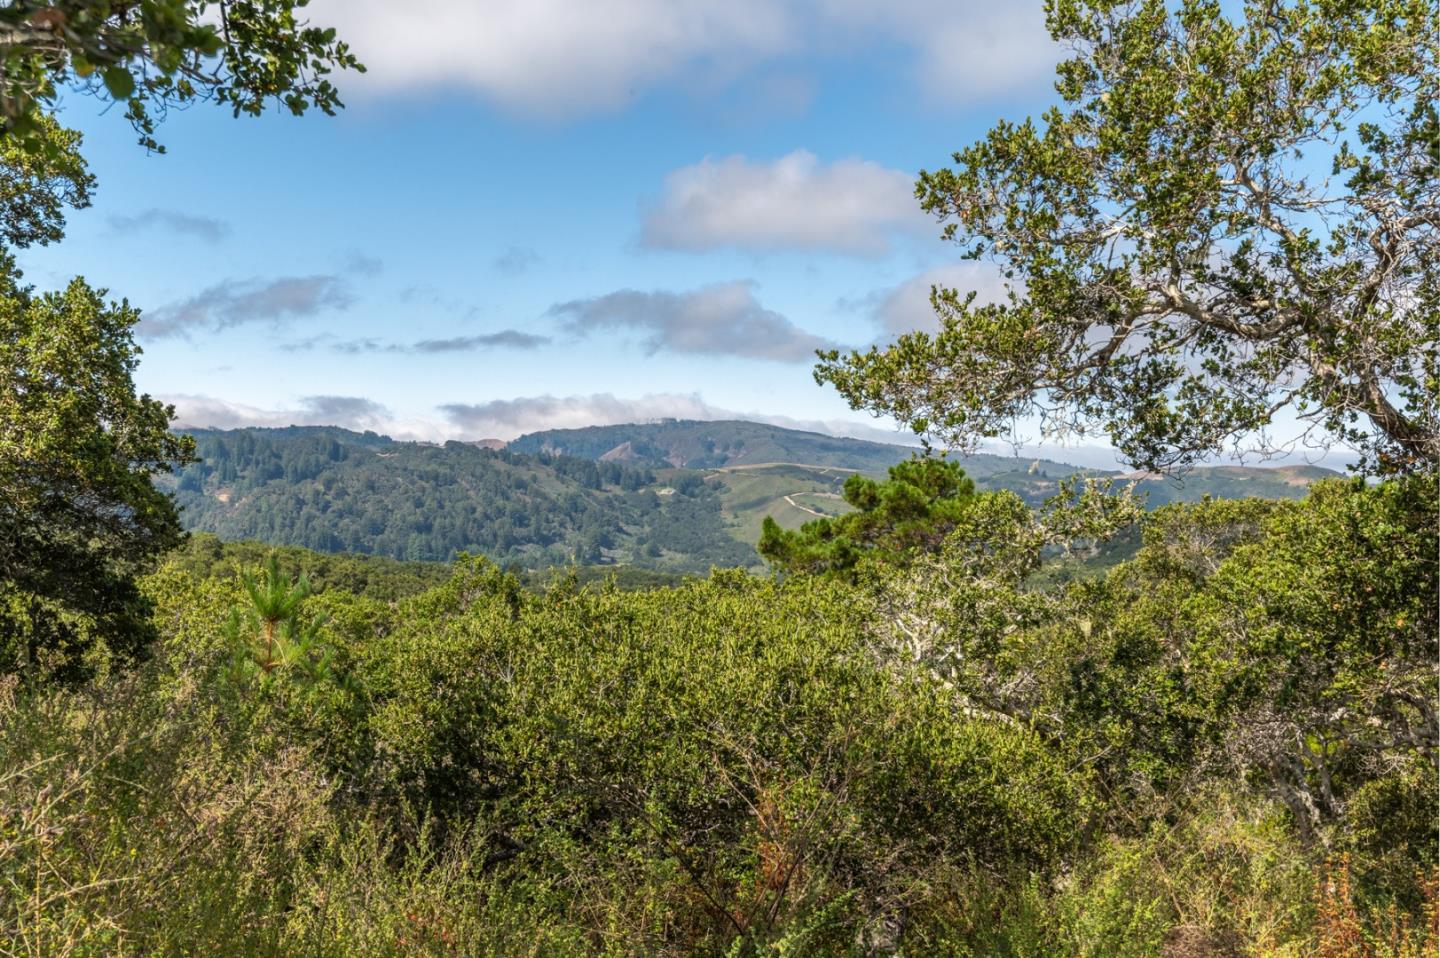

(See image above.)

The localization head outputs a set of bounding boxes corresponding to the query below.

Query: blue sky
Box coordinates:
[12,1,1336,469]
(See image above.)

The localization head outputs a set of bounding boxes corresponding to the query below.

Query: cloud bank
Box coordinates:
[441,393,922,444]
[550,281,837,362]
[167,391,922,446]
[309,1,1056,115]
[168,394,395,434]
[440,393,727,437]
[643,150,927,256]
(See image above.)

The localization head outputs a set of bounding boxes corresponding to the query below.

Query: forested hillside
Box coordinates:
[166,427,759,570]
[510,418,1075,476]
[167,424,1340,573]
[509,418,919,470]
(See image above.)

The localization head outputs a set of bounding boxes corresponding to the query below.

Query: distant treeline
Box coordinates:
[171,533,696,597]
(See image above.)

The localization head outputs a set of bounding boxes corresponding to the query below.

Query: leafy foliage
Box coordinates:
[0,476,1434,953]
[167,532,452,600]
[1179,476,1438,841]
[0,256,193,678]
[0,0,362,153]
[0,114,91,250]
[223,554,339,685]
[817,0,1439,474]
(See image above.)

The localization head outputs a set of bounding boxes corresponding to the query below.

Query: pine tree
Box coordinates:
[224,556,337,687]
[758,458,977,580]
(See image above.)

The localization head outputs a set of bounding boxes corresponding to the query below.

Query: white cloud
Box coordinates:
[307,1,1056,115]
[170,392,740,442]
[139,275,352,338]
[441,392,924,444]
[550,281,839,362]
[109,209,229,242]
[813,1,1056,102]
[440,394,727,437]
[642,150,928,256]
[310,0,791,116]
[294,396,391,429]
[867,262,1015,336]
[168,394,401,434]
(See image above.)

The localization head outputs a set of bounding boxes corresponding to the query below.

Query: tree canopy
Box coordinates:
[817,0,1438,474]
[0,0,362,154]
[0,1,361,676]
[0,257,194,676]
[167,428,759,571]
[0,114,91,249]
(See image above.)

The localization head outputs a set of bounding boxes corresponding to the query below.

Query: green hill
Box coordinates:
[508,419,1094,479]
[507,419,920,472]
[165,427,759,571]
[164,424,1343,573]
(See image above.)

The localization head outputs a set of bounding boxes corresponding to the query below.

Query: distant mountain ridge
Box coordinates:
[508,419,1343,495]
[507,419,1084,478]
[163,422,1343,573]
[507,419,912,471]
